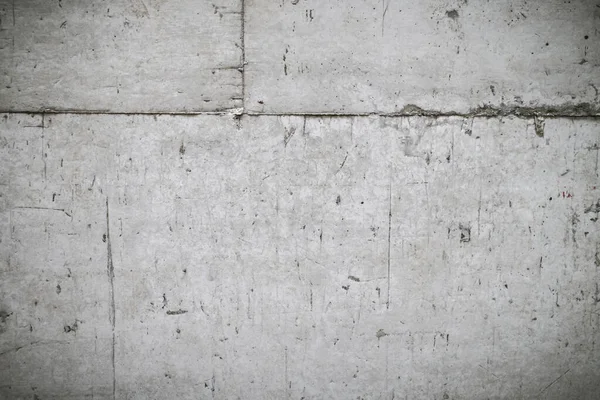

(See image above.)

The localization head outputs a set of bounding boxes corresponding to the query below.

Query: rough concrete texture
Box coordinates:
[1,114,599,399]
[0,0,243,112]
[246,0,600,114]
[1,1,600,399]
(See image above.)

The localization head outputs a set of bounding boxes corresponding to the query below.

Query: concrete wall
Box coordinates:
[0,1,598,399]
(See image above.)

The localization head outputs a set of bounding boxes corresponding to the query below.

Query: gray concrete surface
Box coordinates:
[246,0,600,114]
[0,0,243,112]
[1,114,599,399]
[0,1,599,399]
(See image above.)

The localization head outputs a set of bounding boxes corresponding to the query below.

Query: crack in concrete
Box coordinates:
[1,101,599,118]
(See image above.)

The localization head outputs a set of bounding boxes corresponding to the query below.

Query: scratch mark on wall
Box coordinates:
[386,179,392,309]
[302,115,307,136]
[382,0,391,36]
[13,206,71,218]
[105,197,116,400]
[477,178,482,236]
[335,152,348,174]
[284,126,296,147]
[41,114,46,180]
[284,346,289,396]
[538,368,570,395]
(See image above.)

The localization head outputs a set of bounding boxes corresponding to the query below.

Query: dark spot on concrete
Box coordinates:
[593,283,600,303]
[341,285,349,291]
[64,320,79,333]
[102,233,107,242]
[585,35,589,39]
[0,310,11,323]
[376,329,388,338]
[336,195,341,205]
[584,199,600,213]
[446,9,459,19]
[534,117,545,137]
[489,85,495,95]
[459,223,471,243]
[166,309,188,315]
[56,284,61,294]
[179,142,186,157]
[348,275,360,282]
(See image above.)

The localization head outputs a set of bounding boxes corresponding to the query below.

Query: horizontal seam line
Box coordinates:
[1,110,600,118]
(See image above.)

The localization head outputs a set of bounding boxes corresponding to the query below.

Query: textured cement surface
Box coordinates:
[1,114,599,399]
[245,0,599,114]
[0,0,243,112]
[0,0,599,399]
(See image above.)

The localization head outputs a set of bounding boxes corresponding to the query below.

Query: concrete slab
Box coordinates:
[245,0,600,114]
[0,0,242,112]
[0,113,599,398]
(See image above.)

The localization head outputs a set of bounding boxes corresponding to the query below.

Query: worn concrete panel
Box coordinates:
[0,114,114,399]
[1,114,599,399]
[0,0,242,112]
[245,0,600,114]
